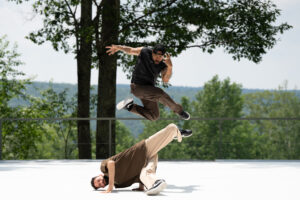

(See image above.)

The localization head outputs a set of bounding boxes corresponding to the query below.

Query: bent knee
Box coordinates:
[167,123,178,130]
[148,112,160,121]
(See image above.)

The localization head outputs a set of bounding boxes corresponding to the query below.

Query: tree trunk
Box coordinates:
[77,0,92,159]
[96,0,120,159]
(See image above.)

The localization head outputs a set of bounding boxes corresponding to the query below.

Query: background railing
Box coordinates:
[1,117,300,160]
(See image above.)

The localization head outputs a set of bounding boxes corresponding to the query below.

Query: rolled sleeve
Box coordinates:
[100,160,108,174]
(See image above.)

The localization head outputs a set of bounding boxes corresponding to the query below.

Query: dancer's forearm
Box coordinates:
[107,160,115,192]
[115,45,143,56]
[162,65,173,83]
[162,53,173,83]
[115,45,132,54]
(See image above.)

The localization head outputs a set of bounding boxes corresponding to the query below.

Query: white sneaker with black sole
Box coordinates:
[145,179,167,195]
[174,129,193,140]
[116,98,133,110]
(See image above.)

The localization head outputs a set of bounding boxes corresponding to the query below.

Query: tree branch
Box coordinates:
[123,40,220,49]
[63,0,79,52]
[63,0,79,27]
[92,0,99,7]
[119,0,179,33]
[92,0,104,25]
[133,19,185,29]
[74,3,78,17]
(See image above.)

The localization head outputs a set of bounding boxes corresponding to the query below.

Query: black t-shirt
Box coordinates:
[131,47,167,86]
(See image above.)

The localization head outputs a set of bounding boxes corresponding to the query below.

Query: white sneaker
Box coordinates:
[116,98,133,110]
[145,179,167,195]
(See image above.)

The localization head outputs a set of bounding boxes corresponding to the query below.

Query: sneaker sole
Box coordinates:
[174,133,193,140]
[116,98,133,110]
[146,181,167,195]
[184,115,190,120]
[179,112,190,120]
[183,133,193,138]
[184,112,191,120]
[181,115,190,120]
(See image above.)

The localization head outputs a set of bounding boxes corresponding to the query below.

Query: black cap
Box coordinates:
[153,44,166,55]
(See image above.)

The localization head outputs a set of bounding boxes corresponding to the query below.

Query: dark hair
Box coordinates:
[91,176,98,190]
[153,44,166,55]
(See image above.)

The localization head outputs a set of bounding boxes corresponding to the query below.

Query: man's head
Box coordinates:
[152,44,166,64]
[91,174,108,190]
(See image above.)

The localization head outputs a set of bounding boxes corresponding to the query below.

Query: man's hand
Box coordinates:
[106,45,119,55]
[163,53,172,67]
[100,186,113,193]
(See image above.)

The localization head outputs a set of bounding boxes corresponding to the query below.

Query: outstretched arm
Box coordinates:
[106,44,143,56]
[161,53,173,83]
[101,160,115,193]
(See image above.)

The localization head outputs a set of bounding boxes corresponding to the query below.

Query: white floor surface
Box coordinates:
[0,160,300,200]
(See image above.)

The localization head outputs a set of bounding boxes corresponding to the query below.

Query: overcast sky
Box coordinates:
[0,0,299,89]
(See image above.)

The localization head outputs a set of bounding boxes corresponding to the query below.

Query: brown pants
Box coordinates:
[139,123,182,189]
[130,83,183,121]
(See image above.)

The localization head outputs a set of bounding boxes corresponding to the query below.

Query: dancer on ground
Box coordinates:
[91,123,192,195]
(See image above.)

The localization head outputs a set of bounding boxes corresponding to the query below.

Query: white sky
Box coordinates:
[0,0,299,89]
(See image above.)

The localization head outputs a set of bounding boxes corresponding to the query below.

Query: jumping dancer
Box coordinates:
[106,44,190,121]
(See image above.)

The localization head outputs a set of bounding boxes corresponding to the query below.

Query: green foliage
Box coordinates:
[119,0,292,78]
[11,82,300,138]
[27,0,81,53]
[0,35,29,114]
[193,75,243,118]
[2,73,300,160]
[29,85,78,159]
[243,83,300,159]
[137,76,297,160]
[2,84,80,159]
[187,75,246,159]
[115,121,136,154]
[2,107,45,159]
[33,124,77,159]
[1,33,299,160]
[9,0,291,74]
[0,35,42,159]
[0,35,91,159]
[28,85,97,159]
